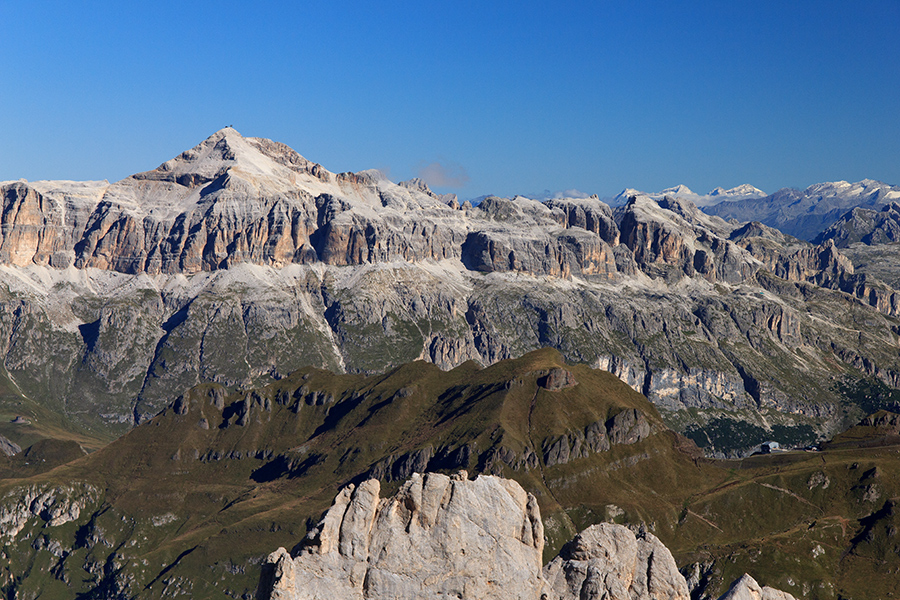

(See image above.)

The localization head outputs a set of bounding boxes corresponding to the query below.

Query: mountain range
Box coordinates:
[705,179,900,241]
[1,128,899,458]
[610,183,767,207]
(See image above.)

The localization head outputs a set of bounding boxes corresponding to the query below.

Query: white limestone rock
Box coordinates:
[717,574,799,600]
[543,523,690,600]
[0,483,100,540]
[266,472,546,600]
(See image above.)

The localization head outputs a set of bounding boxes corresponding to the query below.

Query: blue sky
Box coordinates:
[2,1,898,199]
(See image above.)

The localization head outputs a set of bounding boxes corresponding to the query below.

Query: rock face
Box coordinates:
[543,524,690,600]
[0,435,21,457]
[263,473,793,600]
[717,574,798,600]
[265,472,547,600]
[0,483,100,540]
[814,202,900,247]
[539,367,578,390]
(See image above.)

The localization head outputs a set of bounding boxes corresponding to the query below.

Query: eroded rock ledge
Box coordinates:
[261,472,796,600]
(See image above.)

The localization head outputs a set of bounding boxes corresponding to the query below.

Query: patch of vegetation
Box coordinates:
[769,423,817,447]
[685,418,816,452]
[685,418,768,451]
[836,376,900,415]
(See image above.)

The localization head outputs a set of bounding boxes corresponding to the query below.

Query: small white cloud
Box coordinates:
[416,159,470,189]
[554,188,592,199]
[530,188,593,200]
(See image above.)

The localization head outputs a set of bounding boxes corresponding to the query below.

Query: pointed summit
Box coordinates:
[659,184,695,198]
[130,127,258,187]
[128,128,331,190]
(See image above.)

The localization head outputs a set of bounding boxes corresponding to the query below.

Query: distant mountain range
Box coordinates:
[609,183,767,207]
[600,180,900,243]
[704,179,900,241]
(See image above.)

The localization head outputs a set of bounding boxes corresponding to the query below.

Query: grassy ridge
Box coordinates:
[0,350,898,598]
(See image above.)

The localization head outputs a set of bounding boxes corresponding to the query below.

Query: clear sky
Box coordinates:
[2,1,898,199]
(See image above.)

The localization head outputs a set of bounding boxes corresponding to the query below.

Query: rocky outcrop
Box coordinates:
[717,574,798,600]
[545,197,620,246]
[606,408,653,444]
[745,239,854,285]
[0,435,21,457]
[366,447,438,481]
[860,410,900,432]
[460,228,618,279]
[733,223,900,317]
[540,408,653,467]
[543,523,690,600]
[0,483,100,540]
[264,472,547,600]
[262,473,795,600]
[617,195,759,284]
[539,368,577,390]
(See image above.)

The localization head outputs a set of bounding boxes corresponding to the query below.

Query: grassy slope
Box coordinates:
[0,350,898,599]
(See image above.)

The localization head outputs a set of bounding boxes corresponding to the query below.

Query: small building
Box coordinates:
[760,441,780,453]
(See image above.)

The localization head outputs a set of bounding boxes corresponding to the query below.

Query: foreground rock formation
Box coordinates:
[543,523,690,600]
[265,472,547,600]
[263,472,794,600]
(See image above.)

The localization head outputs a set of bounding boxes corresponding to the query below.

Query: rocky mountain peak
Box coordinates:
[660,184,695,197]
[129,126,329,189]
[399,177,433,194]
[813,200,900,247]
[708,184,766,199]
[728,220,793,244]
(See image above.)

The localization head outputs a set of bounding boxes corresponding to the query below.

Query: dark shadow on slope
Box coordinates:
[142,546,198,592]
